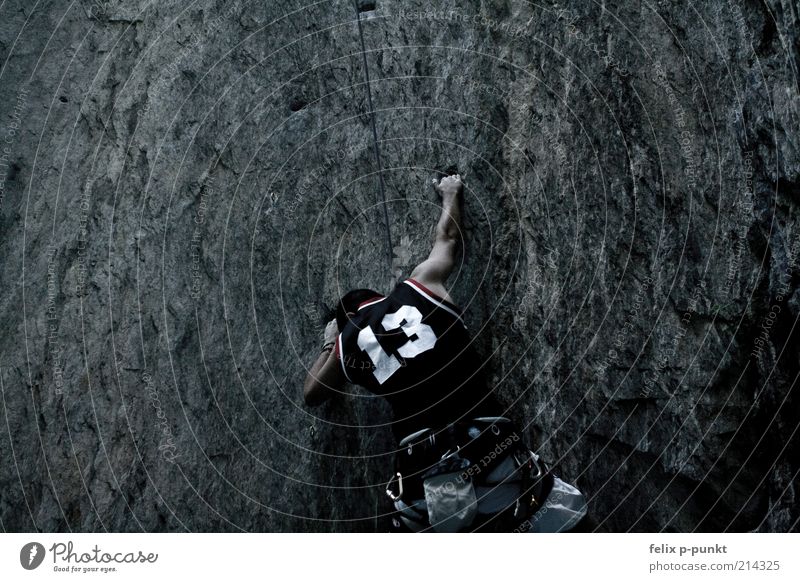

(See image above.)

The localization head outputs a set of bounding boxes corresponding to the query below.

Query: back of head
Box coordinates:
[336,288,382,330]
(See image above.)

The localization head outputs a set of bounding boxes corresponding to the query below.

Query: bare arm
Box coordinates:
[303,320,345,406]
[409,174,464,303]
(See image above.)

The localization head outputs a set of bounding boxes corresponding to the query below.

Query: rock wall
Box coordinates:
[1,0,798,532]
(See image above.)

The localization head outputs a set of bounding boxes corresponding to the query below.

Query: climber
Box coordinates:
[303,174,590,532]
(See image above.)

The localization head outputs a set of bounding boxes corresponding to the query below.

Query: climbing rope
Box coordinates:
[353,1,395,284]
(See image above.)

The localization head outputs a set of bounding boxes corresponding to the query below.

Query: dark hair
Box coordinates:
[336,288,382,331]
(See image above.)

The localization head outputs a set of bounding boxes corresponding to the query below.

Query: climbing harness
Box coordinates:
[386,417,556,532]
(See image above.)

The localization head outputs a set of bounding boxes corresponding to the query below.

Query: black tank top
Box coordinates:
[336,278,501,441]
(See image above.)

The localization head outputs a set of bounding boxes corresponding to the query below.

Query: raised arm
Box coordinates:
[409,174,464,303]
[303,319,345,406]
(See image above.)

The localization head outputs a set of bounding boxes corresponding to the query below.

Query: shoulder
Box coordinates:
[394,278,465,322]
[402,276,455,305]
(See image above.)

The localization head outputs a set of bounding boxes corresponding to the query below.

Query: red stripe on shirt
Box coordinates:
[406,278,446,301]
[357,296,385,309]
[406,278,462,314]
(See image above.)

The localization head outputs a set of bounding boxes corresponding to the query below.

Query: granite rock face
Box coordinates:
[0,0,798,532]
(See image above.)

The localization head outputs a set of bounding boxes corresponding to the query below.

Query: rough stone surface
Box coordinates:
[1,0,798,532]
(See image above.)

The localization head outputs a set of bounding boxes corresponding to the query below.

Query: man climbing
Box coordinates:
[303,174,589,532]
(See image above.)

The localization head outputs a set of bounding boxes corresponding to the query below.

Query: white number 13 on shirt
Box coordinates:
[356,305,437,384]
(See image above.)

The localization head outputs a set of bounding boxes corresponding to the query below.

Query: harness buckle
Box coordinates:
[439,445,461,460]
[386,472,404,502]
